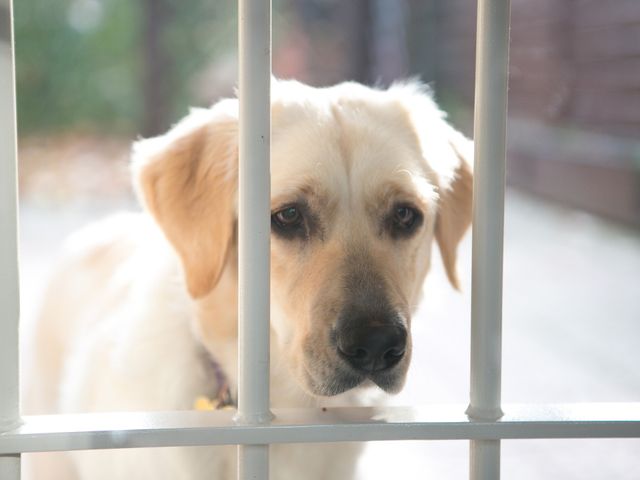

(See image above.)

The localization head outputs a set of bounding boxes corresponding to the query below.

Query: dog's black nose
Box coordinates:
[337,325,407,373]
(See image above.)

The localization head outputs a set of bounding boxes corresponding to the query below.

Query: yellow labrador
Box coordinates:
[25,79,472,480]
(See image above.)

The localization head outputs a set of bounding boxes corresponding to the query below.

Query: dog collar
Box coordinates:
[194,350,236,411]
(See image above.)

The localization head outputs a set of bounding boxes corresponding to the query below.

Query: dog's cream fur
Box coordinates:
[24,80,472,480]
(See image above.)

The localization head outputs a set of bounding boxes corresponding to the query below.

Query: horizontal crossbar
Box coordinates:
[1,403,639,454]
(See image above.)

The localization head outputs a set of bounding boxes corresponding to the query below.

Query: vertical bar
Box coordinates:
[467,0,510,478]
[237,0,272,479]
[0,456,20,479]
[470,441,501,479]
[0,0,22,478]
[238,444,270,480]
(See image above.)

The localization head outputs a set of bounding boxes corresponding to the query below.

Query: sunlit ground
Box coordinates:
[18,139,640,479]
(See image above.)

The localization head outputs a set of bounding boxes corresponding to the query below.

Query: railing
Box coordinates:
[1,1,639,479]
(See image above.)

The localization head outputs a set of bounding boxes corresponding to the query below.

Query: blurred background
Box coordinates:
[4,0,640,478]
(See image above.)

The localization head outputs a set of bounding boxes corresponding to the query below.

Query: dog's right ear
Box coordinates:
[132,100,238,299]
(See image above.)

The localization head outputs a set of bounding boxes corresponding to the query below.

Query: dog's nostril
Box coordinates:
[354,348,368,359]
[337,346,369,360]
[383,347,405,360]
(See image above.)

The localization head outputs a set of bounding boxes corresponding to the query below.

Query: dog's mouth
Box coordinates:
[368,366,408,393]
[304,358,409,397]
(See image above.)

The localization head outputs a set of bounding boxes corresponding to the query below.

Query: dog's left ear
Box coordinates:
[132,100,238,299]
[433,126,473,290]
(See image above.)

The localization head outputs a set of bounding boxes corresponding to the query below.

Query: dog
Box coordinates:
[24,79,472,479]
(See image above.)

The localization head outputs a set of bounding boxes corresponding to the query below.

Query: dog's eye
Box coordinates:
[388,204,423,237]
[271,205,307,239]
[274,206,302,226]
[394,206,416,227]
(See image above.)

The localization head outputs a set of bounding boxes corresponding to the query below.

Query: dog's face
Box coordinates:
[134,80,472,397]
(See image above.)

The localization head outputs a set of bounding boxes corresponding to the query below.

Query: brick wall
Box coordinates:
[413,0,640,224]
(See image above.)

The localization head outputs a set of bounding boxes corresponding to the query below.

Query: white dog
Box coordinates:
[24,79,472,479]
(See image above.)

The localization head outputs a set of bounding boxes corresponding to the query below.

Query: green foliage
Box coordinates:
[160,0,236,129]
[15,0,236,136]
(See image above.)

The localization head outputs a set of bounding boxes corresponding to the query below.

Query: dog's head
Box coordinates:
[133,80,472,397]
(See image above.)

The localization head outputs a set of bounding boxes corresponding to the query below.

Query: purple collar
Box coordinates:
[201,348,236,409]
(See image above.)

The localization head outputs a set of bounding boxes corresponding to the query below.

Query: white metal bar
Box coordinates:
[470,440,500,480]
[469,0,510,424]
[237,0,272,478]
[0,0,20,432]
[0,455,20,479]
[470,439,500,480]
[469,0,511,478]
[0,1,21,478]
[237,0,272,429]
[2,404,640,454]
[239,444,270,480]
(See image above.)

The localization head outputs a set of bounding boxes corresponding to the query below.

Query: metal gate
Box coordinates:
[1,1,639,479]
